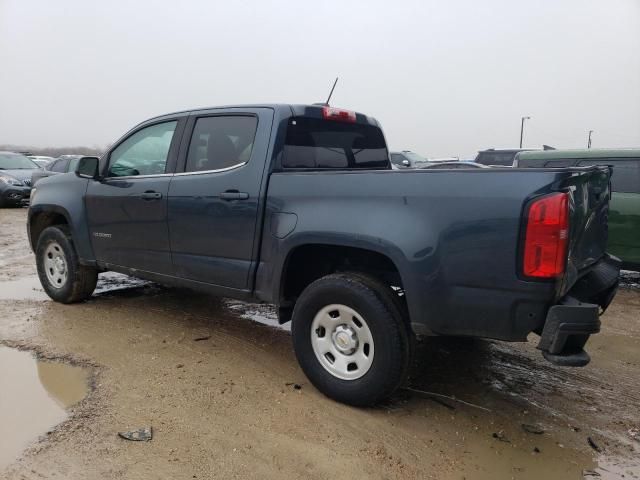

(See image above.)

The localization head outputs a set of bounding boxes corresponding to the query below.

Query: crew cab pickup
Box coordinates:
[28,104,620,406]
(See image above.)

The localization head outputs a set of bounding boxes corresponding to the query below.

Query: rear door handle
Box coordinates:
[139,191,162,200]
[220,190,249,200]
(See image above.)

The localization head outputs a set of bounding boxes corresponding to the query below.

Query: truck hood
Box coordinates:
[0,168,39,183]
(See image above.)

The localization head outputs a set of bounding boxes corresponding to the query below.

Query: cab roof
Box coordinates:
[145,104,378,126]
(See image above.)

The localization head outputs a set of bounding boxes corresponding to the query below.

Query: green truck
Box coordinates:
[515,149,640,270]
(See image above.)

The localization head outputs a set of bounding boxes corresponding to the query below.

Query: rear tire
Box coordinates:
[291,273,410,406]
[36,225,98,303]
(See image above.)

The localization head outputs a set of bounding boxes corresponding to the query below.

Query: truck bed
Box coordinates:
[257,166,612,340]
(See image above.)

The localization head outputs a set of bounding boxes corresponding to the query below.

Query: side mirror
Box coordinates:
[402,159,411,167]
[75,157,100,179]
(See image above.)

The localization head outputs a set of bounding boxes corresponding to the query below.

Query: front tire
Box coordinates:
[291,273,410,406]
[36,225,98,303]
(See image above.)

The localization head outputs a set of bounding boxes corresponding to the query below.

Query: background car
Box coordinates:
[0,151,38,206]
[31,155,83,186]
[390,150,429,168]
[515,148,640,270]
[475,148,532,166]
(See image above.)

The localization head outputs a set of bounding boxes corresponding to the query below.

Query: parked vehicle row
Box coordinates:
[0,152,91,207]
[31,155,83,186]
[28,104,620,406]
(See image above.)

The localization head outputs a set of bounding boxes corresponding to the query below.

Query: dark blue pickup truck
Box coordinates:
[28,104,620,405]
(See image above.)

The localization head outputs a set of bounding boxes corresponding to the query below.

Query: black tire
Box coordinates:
[36,225,98,303]
[291,273,411,406]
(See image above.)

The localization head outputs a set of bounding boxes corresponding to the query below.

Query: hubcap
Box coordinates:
[43,242,68,289]
[332,324,358,354]
[310,304,374,380]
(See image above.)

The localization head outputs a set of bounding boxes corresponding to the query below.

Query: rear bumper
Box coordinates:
[537,254,620,367]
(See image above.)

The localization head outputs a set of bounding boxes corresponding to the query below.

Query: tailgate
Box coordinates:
[560,166,612,294]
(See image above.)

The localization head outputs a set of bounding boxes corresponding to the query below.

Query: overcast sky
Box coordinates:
[1,0,639,158]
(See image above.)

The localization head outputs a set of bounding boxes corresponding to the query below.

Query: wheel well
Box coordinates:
[30,212,68,249]
[279,244,405,323]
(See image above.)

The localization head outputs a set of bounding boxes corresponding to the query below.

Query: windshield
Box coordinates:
[404,152,426,163]
[0,153,38,169]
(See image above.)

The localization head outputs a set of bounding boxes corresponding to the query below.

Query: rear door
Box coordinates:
[167,108,273,289]
[86,118,185,274]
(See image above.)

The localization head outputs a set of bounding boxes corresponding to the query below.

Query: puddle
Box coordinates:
[0,272,150,302]
[0,277,49,301]
[0,346,89,470]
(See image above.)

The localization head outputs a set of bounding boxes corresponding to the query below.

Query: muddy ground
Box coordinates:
[0,207,638,479]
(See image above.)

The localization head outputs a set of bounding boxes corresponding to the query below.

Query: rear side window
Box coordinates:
[185,116,258,173]
[475,152,516,166]
[577,159,640,194]
[283,117,389,169]
[49,159,68,173]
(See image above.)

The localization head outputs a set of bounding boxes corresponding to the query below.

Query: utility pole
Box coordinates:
[588,130,593,149]
[520,116,531,148]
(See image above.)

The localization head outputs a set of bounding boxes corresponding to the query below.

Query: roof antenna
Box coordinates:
[325,77,339,105]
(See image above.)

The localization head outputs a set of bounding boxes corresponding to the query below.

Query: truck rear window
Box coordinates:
[283,117,389,169]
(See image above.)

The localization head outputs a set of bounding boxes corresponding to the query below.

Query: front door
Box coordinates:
[168,109,273,289]
[86,119,182,275]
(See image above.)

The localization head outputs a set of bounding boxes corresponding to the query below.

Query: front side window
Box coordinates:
[67,157,82,173]
[185,116,258,173]
[108,121,177,177]
[577,159,640,194]
[283,118,389,169]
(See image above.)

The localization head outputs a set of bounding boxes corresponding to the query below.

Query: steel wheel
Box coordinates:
[310,304,374,380]
[43,241,68,288]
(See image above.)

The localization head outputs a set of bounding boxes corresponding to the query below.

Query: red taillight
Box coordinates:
[523,192,569,279]
[322,106,356,123]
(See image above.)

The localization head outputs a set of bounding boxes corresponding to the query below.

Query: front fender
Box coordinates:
[28,174,95,265]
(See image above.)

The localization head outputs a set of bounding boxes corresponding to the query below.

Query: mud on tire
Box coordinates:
[36,225,98,303]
